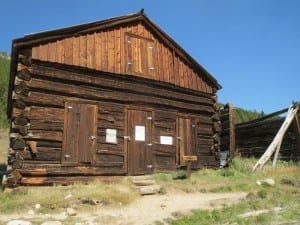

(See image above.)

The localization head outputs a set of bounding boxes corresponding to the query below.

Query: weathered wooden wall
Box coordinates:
[153,110,177,170]
[31,21,214,93]
[235,108,300,161]
[220,106,299,164]
[7,57,220,186]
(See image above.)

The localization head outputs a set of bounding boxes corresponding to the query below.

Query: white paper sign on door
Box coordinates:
[160,136,173,145]
[135,125,145,141]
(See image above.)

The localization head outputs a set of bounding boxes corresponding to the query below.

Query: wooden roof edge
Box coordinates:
[11,10,221,89]
[12,12,142,45]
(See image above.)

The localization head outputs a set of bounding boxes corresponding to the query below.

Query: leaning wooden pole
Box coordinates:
[272,139,283,167]
[252,104,299,172]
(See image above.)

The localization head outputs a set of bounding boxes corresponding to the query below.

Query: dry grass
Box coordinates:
[171,158,300,225]
[154,157,300,194]
[0,128,139,215]
[0,128,8,164]
[154,159,258,193]
[0,178,139,214]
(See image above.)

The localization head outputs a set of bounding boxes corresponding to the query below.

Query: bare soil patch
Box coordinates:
[1,190,247,225]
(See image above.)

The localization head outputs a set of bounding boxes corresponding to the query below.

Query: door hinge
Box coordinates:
[90,135,96,141]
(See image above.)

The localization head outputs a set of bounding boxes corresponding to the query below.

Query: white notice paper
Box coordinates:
[135,126,145,141]
[106,129,117,144]
[160,136,173,145]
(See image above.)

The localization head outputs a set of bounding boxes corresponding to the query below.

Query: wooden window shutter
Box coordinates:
[126,35,132,73]
[125,34,155,76]
[147,42,155,76]
[140,38,148,74]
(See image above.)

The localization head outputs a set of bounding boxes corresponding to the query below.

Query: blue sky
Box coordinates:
[1,0,299,113]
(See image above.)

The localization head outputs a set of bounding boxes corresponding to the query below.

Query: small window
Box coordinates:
[106,129,117,144]
[160,136,173,145]
[125,34,155,76]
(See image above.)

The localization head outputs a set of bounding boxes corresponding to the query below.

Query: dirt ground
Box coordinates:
[1,190,247,225]
[94,190,247,225]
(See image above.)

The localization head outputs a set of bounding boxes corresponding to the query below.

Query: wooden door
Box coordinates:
[62,102,97,165]
[127,109,153,175]
[176,117,197,166]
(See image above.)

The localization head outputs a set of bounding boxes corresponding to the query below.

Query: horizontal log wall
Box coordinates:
[8,59,218,184]
[152,110,219,170]
[153,110,177,170]
[235,110,300,161]
[31,22,214,93]
[96,102,125,171]
[196,115,220,167]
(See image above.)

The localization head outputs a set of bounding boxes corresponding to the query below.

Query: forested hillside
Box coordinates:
[0,52,10,128]
[234,107,264,124]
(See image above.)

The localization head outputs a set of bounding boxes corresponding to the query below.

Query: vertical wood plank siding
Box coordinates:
[31,22,213,93]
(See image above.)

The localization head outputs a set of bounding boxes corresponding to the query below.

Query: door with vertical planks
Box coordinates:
[127,109,153,175]
[62,102,97,165]
[176,116,197,166]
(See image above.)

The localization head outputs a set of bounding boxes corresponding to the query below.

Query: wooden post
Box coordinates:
[228,103,236,160]
[182,155,197,178]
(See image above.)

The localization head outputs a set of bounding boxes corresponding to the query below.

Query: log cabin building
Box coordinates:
[6,11,222,186]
